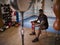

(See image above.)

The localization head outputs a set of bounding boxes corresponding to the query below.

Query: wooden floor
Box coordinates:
[0,26,60,45]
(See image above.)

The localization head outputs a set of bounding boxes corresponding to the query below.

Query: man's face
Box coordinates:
[40,11,43,14]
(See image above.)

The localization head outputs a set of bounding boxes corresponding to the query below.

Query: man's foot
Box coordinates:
[29,32,36,35]
[32,37,39,42]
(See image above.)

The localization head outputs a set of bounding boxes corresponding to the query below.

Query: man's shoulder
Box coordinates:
[43,14,47,17]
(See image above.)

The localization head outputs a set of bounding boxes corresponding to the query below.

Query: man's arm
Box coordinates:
[40,15,47,25]
[40,20,45,25]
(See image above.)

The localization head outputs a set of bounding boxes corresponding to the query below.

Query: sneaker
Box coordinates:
[32,37,39,42]
[29,32,36,35]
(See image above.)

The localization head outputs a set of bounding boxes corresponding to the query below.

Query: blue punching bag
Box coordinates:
[16,11,19,23]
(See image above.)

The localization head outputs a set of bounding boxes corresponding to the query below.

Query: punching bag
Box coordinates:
[10,0,33,45]
[10,0,33,12]
[53,0,60,30]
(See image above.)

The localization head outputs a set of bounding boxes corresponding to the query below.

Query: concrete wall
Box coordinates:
[44,0,55,17]
[34,0,55,17]
[0,0,9,4]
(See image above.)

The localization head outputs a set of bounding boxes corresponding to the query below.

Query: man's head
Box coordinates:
[39,9,43,14]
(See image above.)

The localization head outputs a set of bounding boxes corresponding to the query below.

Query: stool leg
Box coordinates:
[45,30,47,38]
[55,31,60,40]
[55,31,60,45]
[41,30,47,39]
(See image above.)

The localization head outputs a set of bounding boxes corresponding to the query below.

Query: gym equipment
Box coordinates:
[16,11,20,23]
[10,0,33,45]
[53,0,60,45]
[0,26,6,32]
[0,4,12,27]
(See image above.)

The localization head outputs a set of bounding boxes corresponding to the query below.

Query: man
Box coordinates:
[30,9,49,42]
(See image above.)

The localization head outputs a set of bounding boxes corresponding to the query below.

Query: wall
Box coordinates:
[44,0,55,17]
[0,0,8,4]
[34,0,55,17]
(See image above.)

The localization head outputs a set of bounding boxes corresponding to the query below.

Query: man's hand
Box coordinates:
[40,20,45,25]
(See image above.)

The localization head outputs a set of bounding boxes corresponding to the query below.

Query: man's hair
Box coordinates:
[39,9,43,12]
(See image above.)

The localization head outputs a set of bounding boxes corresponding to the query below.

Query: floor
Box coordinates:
[0,26,60,45]
[0,15,60,45]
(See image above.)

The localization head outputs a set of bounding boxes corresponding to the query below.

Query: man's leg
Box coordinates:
[32,27,41,42]
[30,21,36,35]
[37,29,41,38]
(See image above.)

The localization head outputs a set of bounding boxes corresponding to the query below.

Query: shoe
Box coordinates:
[29,32,36,35]
[32,37,39,42]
